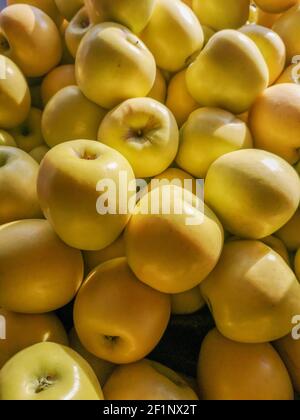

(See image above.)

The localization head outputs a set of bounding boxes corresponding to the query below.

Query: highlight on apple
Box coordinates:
[0,315,6,340]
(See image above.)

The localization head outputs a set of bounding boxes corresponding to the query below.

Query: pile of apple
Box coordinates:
[1,0,300,401]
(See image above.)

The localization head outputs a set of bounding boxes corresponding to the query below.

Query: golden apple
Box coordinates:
[171,287,205,315]
[41,65,76,106]
[125,185,224,293]
[186,30,269,114]
[249,84,300,164]
[166,70,199,128]
[239,24,286,85]
[294,248,300,279]
[0,55,31,129]
[0,5,62,77]
[198,329,293,400]
[74,258,171,364]
[0,219,84,313]
[200,241,300,343]
[255,0,298,13]
[176,107,253,178]
[42,86,106,148]
[274,334,300,393]
[275,63,300,84]
[0,308,68,369]
[205,149,300,238]
[152,167,198,195]
[84,234,125,273]
[256,8,282,27]
[10,108,44,153]
[273,4,300,63]
[192,0,250,31]
[54,0,84,20]
[148,68,167,103]
[0,147,42,224]
[0,130,16,147]
[7,0,63,26]
[37,140,135,251]
[262,235,290,265]
[0,342,104,400]
[276,209,300,251]
[65,7,93,58]
[104,359,199,400]
[29,145,50,164]
[202,25,216,45]
[98,97,179,178]
[85,0,156,34]
[140,0,204,72]
[76,22,156,109]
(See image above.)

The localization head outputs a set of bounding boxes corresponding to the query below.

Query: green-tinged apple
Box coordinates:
[0,55,31,129]
[186,30,269,114]
[0,5,62,77]
[103,359,199,400]
[0,130,16,147]
[200,241,300,343]
[147,68,167,103]
[98,97,179,178]
[0,219,84,313]
[205,149,300,239]
[140,0,204,72]
[0,146,42,224]
[75,22,156,109]
[74,258,171,364]
[65,7,93,58]
[42,86,106,148]
[37,140,136,251]
[0,308,68,369]
[0,342,104,400]
[55,0,84,20]
[125,185,224,293]
[69,328,115,386]
[41,65,76,106]
[85,0,156,34]
[176,108,253,178]
[29,145,50,164]
[10,108,44,153]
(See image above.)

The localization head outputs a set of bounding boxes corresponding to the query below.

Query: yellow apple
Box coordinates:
[0,147,42,224]
[103,359,199,400]
[10,108,44,153]
[74,258,171,364]
[7,0,63,26]
[262,235,290,265]
[37,140,135,251]
[205,149,300,239]
[0,5,62,77]
[256,8,282,27]
[192,0,250,31]
[0,56,31,129]
[84,234,125,273]
[0,342,104,400]
[171,287,205,315]
[54,0,84,20]
[255,0,298,13]
[85,0,156,34]
[239,24,286,85]
[65,7,93,58]
[294,248,300,279]
[198,329,293,400]
[166,70,199,128]
[249,84,300,164]
[125,185,224,293]
[176,107,253,178]
[41,65,76,106]
[140,0,204,72]
[275,63,300,84]
[274,333,300,394]
[42,86,106,148]
[148,68,167,103]
[29,145,50,164]
[0,219,84,313]
[69,328,115,387]
[182,0,192,7]
[276,209,300,251]
[0,130,16,147]
[0,308,68,369]
[200,240,300,343]
[76,22,156,109]
[186,30,269,114]
[151,168,198,195]
[98,97,179,178]
[202,25,216,45]
[273,4,300,63]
